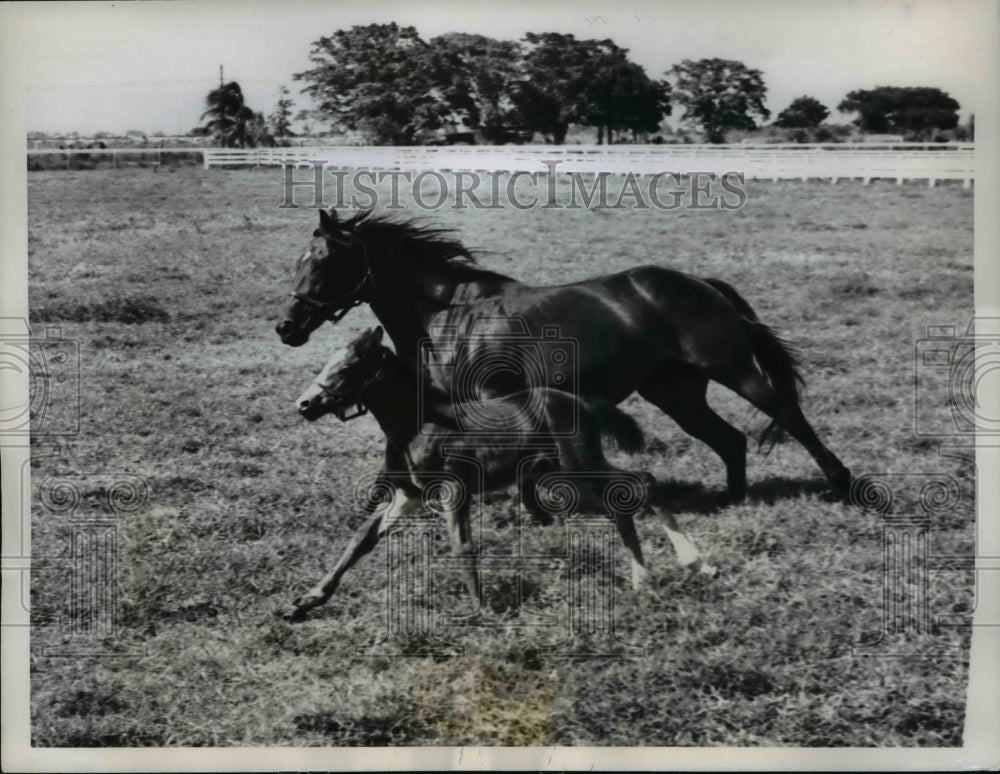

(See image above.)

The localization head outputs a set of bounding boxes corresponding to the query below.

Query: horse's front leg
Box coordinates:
[613,512,650,590]
[284,510,386,621]
[283,469,421,621]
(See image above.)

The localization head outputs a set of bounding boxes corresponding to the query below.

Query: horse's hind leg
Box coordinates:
[639,365,748,502]
[727,370,851,494]
[574,481,649,589]
[650,504,717,576]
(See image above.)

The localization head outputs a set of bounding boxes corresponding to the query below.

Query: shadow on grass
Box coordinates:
[743,476,837,504]
[649,475,834,515]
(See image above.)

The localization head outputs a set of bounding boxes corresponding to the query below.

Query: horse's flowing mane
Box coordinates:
[341,210,517,284]
[345,210,475,264]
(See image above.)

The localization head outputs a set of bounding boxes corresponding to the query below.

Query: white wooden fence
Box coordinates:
[27,144,975,186]
[203,143,975,187]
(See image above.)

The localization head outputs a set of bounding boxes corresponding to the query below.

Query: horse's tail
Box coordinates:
[586,399,646,454]
[704,277,805,451]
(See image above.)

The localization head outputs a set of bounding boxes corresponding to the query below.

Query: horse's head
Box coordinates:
[296,326,387,422]
[276,208,372,347]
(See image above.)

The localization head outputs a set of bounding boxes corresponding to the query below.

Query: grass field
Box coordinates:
[27,166,974,747]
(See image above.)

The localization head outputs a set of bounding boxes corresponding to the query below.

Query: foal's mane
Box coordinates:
[342,210,515,283]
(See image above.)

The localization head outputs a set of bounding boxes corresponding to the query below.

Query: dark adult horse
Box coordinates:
[276,209,851,501]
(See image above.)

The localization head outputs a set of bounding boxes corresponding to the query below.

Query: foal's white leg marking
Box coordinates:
[631,560,651,590]
[377,486,424,536]
[654,506,717,577]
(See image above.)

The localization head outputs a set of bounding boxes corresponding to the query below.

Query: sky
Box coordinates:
[3,0,994,135]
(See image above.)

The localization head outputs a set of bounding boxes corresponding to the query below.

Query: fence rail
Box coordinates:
[206,143,976,186]
[28,144,975,186]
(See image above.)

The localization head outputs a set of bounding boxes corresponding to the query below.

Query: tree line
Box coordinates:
[201,23,966,147]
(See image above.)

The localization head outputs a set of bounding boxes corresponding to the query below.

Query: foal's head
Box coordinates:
[296,327,388,422]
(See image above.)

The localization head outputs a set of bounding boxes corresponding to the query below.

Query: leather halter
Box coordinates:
[316,350,387,422]
[289,242,373,323]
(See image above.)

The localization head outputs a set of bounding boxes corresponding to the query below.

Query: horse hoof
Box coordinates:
[280,607,306,623]
[687,560,718,578]
[830,468,852,498]
[822,481,852,503]
[279,597,316,623]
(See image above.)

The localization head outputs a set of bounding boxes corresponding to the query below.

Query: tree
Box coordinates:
[513,33,669,144]
[426,33,524,142]
[294,109,316,136]
[668,58,771,143]
[514,32,594,144]
[577,56,671,143]
[294,23,449,145]
[246,111,274,147]
[200,81,261,147]
[837,87,959,137]
[774,96,829,128]
[269,85,295,137]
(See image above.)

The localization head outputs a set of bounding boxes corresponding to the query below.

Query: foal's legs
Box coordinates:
[519,459,558,525]
[571,475,715,586]
[648,503,717,577]
[439,496,481,604]
[573,479,649,589]
[284,480,423,621]
[639,365,749,502]
[614,511,650,589]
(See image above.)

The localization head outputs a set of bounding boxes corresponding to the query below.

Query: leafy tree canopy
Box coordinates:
[269,85,295,137]
[577,52,671,143]
[517,33,669,144]
[669,58,770,143]
[485,32,591,144]
[837,86,959,137]
[774,96,829,128]
[294,23,448,145]
[426,33,524,142]
[295,26,670,145]
[201,81,266,148]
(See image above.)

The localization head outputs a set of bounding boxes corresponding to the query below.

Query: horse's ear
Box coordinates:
[319,209,338,231]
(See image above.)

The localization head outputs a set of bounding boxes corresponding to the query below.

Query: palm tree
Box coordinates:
[201,81,259,147]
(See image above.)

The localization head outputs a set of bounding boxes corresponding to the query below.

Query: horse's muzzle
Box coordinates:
[297,397,323,421]
[276,319,309,347]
